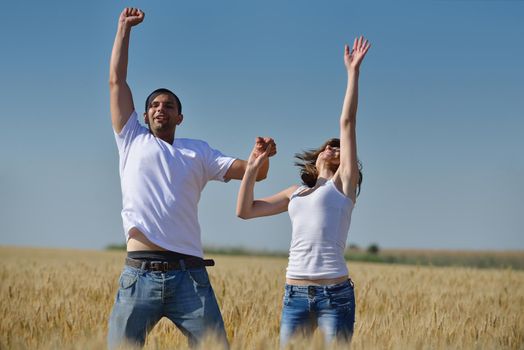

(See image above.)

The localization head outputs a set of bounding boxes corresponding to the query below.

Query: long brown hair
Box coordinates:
[294,138,363,195]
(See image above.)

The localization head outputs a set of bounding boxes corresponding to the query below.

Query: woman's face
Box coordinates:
[316,144,340,168]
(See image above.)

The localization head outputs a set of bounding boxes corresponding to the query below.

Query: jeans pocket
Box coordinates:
[119,269,139,289]
[328,287,354,310]
[187,268,211,288]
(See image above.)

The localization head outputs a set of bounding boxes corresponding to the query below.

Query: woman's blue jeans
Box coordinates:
[279,279,356,347]
[107,264,228,349]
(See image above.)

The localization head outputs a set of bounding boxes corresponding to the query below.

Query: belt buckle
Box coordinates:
[150,261,169,272]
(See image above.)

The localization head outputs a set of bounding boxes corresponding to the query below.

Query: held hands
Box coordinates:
[247,137,277,170]
[119,8,145,28]
[344,36,371,72]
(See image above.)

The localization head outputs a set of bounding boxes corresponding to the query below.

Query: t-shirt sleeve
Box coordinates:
[113,111,143,156]
[203,142,236,182]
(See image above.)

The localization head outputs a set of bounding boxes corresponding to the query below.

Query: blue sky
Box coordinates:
[0,0,523,252]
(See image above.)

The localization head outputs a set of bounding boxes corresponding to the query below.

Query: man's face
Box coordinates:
[144,93,182,135]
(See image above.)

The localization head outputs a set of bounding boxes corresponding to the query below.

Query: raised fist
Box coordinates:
[253,137,277,157]
[248,137,277,169]
[119,8,145,28]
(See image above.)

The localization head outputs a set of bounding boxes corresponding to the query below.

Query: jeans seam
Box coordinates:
[161,273,165,304]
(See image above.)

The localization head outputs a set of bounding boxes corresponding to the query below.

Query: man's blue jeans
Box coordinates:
[107,264,228,349]
[279,279,356,347]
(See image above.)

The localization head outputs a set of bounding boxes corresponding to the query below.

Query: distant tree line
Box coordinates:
[347,243,380,254]
[105,243,524,270]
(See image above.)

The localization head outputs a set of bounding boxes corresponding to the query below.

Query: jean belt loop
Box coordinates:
[179,259,186,271]
[323,285,329,297]
[140,261,147,272]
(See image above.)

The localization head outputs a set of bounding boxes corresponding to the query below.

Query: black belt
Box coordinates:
[125,257,215,272]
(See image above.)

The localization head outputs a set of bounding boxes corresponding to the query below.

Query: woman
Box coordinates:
[236,36,370,346]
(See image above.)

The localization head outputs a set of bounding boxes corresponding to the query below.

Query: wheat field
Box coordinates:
[1,246,523,349]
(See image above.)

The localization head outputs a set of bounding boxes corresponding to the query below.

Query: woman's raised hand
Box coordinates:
[344,36,371,72]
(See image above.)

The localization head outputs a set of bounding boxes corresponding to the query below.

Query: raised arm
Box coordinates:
[335,36,370,200]
[109,8,145,133]
[236,139,297,219]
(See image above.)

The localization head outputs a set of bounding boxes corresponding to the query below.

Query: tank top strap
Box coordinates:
[290,185,308,200]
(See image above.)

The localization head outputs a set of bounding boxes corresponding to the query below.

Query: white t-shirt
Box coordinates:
[114,111,236,257]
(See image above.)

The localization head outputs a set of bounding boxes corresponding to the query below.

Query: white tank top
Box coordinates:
[286,179,354,279]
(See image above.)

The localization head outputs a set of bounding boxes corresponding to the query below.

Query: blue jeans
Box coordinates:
[107,264,228,349]
[279,279,355,347]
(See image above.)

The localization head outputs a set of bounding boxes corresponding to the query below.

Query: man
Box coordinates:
[107,8,275,348]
